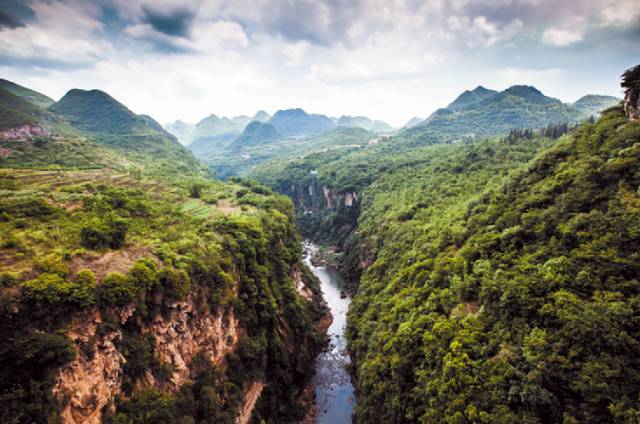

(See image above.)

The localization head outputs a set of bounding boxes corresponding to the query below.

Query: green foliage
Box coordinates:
[345,105,640,423]
[189,183,203,198]
[0,78,54,109]
[80,214,128,249]
[204,126,375,179]
[404,85,619,143]
[0,330,75,424]
[0,271,20,287]
[98,272,137,306]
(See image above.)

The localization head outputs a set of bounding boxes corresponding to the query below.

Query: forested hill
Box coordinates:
[0,80,202,177]
[405,84,619,143]
[346,101,640,422]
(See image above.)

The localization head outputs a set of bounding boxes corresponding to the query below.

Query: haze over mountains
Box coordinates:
[163,82,617,179]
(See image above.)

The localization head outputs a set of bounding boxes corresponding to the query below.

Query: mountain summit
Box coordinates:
[269,108,335,137]
[446,85,498,111]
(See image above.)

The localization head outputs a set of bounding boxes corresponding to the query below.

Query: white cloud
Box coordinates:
[0,0,637,127]
[541,28,583,46]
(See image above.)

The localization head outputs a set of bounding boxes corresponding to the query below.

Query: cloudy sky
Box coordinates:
[1,0,639,127]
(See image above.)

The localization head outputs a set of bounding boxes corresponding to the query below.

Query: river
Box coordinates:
[303,241,355,424]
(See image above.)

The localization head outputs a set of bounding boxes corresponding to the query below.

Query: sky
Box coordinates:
[0,0,639,127]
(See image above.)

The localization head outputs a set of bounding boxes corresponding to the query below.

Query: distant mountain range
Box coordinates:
[164,111,270,153]
[165,108,394,158]
[163,120,195,145]
[335,115,394,133]
[405,85,619,141]
[268,108,335,138]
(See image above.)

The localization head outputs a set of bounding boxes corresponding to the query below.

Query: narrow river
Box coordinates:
[303,241,355,424]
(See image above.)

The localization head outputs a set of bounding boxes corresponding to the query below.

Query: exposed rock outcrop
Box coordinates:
[53,307,135,424]
[622,64,640,121]
[0,124,48,140]
[236,381,266,424]
[53,294,239,423]
[150,296,238,388]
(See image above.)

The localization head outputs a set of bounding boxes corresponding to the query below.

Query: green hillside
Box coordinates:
[206,126,375,179]
[573,94,621,117]
[346,102,640,423]
[406,85,619,143]
[0,170,325,424]
[269,108,336,137]
[44,88,202,176]
[0,79,55,109]
[227,121,283,150]
[0,87,40,130]
[0,80,325,424]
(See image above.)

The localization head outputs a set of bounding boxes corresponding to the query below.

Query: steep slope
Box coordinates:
[0,78,55,109]
[269,108,335,137]
[49,89,146,134]
[346,102,640,423]
[0,87,42,130]
[446,85,497,111]
[227,121,283,150]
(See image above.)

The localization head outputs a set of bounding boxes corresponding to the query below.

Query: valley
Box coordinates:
[0,42,638,424]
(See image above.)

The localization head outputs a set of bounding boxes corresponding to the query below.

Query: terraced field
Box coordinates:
[1,168,175,199]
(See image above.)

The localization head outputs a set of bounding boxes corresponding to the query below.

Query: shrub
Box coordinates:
[21,273,74,305]
[98,272,137,306]
[0,271,20,287]
[159,268,190,300]
[35,253,69,276]
[189,184,203,199]
[128,260,158,290]
[75,269,95,286]
[80,215,128,250]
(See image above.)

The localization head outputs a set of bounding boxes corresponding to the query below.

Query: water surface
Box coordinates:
[304,241,355,424]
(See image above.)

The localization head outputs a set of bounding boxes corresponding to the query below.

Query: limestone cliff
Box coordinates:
[53,294,239,424]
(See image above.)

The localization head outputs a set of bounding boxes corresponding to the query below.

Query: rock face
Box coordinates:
[53,307,134,424]
[236,381,266,424]
[0,124,47,140]
[150,296,238,388]
[622,64,640,121]
[52,295,239,424]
